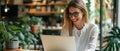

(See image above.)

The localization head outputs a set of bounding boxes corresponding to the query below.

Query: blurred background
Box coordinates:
[0,0,120,51]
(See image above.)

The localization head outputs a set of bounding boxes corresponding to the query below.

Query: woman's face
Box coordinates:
[68,7,83,24]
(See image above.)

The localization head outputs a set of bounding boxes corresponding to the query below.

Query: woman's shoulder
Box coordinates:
[86,23,98,29]
[85,23,99,35]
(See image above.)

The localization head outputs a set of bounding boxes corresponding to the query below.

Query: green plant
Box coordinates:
[28,16,42,26]
[103,26,120,51]
[2,25,22,42]
[20,15,43,47]
[0,22,5,51]
[20,25,38,49]
[0,21,22,50]
[0,18,38,50]
[26,16,42,34]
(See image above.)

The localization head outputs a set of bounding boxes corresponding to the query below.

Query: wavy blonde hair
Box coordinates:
[61,0,89,36]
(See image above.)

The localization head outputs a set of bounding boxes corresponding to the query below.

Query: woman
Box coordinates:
[61,0,99,51]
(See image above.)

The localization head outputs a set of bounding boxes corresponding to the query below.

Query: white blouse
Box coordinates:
[61,23,99,51]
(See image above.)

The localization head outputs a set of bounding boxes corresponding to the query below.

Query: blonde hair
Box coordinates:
[61,0,89,36]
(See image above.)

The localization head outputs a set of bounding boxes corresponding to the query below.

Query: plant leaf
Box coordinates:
[18,32,25,41]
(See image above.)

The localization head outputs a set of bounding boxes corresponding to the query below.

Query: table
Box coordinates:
[23,50,42,51]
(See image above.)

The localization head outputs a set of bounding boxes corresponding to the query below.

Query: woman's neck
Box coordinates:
[74,22,84,30]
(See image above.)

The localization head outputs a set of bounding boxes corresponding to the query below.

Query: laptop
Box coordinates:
[40,35,76,51]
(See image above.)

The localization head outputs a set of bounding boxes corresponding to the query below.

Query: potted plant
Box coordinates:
[20,24,38,49]
[103,26,120,51]
[28,16,42,34]
[3,31,20,51]
[1,21,22,50]
[0,17,38,50]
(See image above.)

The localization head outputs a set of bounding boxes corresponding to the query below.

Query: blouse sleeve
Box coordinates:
[85,25,99,51]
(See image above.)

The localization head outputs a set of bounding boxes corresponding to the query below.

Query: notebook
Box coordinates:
[40,35,76,51]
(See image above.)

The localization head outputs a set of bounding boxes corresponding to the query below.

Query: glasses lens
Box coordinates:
[74,12,79,17]
[69,12,79,18]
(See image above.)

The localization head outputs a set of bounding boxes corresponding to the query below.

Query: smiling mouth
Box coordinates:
[72,19,78,22]
[72,20,77,22]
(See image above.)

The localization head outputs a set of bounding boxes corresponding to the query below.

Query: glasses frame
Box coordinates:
[68,12,80,18]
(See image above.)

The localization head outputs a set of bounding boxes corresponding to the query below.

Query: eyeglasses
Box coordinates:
[68,12,80,18]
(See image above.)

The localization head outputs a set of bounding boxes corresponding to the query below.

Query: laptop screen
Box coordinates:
[41,35,76,51]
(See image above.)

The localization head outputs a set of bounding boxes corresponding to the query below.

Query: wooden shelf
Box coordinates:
[47,2,68,6]
[18,1,68,16]
[19,9,63,16]
[23,2,45,6]
[28,12,63,15]
[22,2,68,6]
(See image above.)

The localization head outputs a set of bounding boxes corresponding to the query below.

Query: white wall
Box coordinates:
[118,0,120,27]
